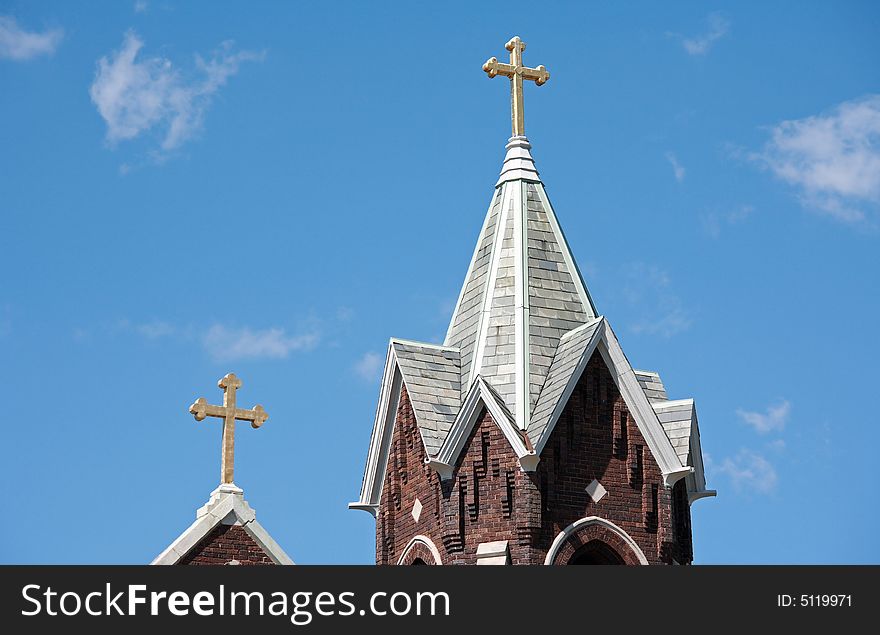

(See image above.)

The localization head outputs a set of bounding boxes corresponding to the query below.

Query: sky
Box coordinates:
[1,1,878,565]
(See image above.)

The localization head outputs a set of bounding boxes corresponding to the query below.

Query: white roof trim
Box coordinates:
[349,342,403,514]
[513,180,530,430]
[532,318,688,486]
[443,188,503,346]
[470,182,510,384]
[431,377,537,480]
[651,398,715,503]
[152,484,294,565]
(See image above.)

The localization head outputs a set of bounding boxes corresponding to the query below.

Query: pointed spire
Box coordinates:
[445,137,597,430]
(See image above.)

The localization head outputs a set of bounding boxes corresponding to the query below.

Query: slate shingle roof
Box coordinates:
[387,138,696,465]
[391,340,460,456]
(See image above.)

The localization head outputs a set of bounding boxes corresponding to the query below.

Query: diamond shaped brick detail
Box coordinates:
[411,498,423,522]
[585,479,607,503]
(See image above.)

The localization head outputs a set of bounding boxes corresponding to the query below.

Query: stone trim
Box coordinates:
[545,516,648,566]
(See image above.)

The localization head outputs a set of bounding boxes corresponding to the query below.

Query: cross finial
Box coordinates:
[483,36,550,137]
[189,373,269,485]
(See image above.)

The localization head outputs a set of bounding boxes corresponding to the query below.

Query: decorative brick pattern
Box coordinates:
[375,351,693,565]
[178,525,275,566]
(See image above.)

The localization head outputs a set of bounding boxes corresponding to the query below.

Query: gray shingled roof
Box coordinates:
[391,341,461,456]
[386,139,695,466]
[635,370,668,402]
[528,318,603,443]
[653,400,694,464]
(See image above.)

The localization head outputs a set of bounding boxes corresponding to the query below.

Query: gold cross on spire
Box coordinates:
[189,373,269,485]
[483,36,550,137]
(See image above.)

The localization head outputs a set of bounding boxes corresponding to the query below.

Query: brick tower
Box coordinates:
[350,37,714,565]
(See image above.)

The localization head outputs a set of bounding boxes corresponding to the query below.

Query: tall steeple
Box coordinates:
[445,36,596,430]
[351,36,713,567]
[444,136,597,431]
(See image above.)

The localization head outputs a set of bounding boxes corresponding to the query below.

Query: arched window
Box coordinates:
[568,539,625,565]
[545,516,648,565]
[410,557,427,566]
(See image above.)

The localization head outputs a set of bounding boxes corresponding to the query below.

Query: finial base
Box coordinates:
[497,136,542,186]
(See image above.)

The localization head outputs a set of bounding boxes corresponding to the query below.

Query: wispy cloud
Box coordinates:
[89,31,263,156]
[665,152,686,182]
[353,351,384,383]
[702,204,755,238]
[751,95,880,223]
[202,325,318,361]
[713,449,778,494]
[737,400,791,434]
[623,263,693,338]
[134,1,148,13]
[674,13,730,56]
[0,15,62,60]
[115,318,178,339]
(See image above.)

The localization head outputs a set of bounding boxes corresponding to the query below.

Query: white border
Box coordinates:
[397,535,443,565]
[543,516,648,566]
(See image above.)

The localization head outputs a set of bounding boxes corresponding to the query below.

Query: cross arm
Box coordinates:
[190,397,227,421]
[234,404,269,429]
[483,57,516,79]
[521,65,550,85]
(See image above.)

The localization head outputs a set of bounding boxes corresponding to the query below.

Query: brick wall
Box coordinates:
[535,351,689,564]
[179,524,276,566]
[376,351,692,565]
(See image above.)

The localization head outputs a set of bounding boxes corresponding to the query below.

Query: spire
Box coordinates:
[445,134,597,430]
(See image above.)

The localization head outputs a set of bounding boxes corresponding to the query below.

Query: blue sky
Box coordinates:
[2,1,878,564]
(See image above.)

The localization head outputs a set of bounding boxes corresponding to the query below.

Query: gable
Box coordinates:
[152,484,294,565]
[179,524,275,565]
[529,318,689,486]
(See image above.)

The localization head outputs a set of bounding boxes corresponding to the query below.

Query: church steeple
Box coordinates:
[444,135,597,430]
[351,36,713,566]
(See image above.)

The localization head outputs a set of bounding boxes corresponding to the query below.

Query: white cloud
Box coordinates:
[624,264,693,338]
[134,320,175,339]
[737,400,791,434]
[714,449,778,494]
[89,31,262,154]
[134,1,148,13]
[665,152,685,182]
[203,325,319,361]
[702,204,755,237]
[680,13,730,56]
[354,351,384,382]
[752,95,880,222]
[0,15,62,60]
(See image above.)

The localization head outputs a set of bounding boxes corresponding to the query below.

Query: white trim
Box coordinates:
[543,516,648,566]
[470,182,510,385]
[533,183,598,318]
[390,338,458,353]
[397,535,443,565]
[532,318,687,485]
[350,344,403,512]
[430,377,537,479]
[533,319,604,453]
[475,540,510,565]
[513,180,530,430]
[444,188,503,346]
[152,485,294,565]
[688,489,717,504]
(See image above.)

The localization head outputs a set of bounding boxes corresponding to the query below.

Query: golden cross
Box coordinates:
[483,36,550,137]
[189,373,269,485]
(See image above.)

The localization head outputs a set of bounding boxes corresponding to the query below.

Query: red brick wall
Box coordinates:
[535,351,685,564]
[376,351,692,565]
[179,525,276,566]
